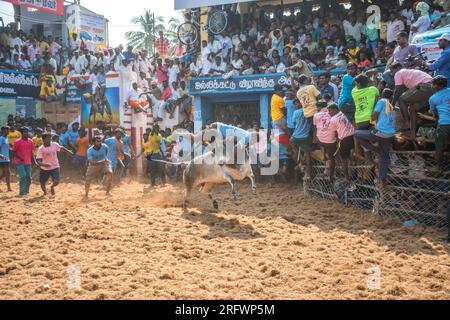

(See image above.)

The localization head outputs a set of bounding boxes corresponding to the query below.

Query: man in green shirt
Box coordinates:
[151,81,162,100]
[352,74,379,129]
[32,53,45,73]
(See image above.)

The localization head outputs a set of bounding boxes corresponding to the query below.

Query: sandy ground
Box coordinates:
[0,175,449,300]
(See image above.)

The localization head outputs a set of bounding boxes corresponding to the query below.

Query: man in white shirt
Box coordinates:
[76,49,98,74]
[139,72,149,91]
[273,56,286,73]
[167,59,180,88]
[87,67,100,94]
[44,52,57,71]
[410,2,431,41]
[124,82,148,113]
[69,33,81,53]
[8,31,23,52]
[217,32,233,61]
[343,16,362,43]
[209,56,226,76]
[201,55,213,76]
[223,64,239,79]
[207,34,222,58]
[231,52,243,71]
[387,13,405,44]
[69,51,80,72]
[19,54,32,71]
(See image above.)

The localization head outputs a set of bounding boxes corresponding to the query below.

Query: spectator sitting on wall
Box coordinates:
[40,78,58,102]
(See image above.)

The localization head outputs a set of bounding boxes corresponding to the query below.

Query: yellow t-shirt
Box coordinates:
[32,136,43,156]
[346,47,360,63]
[7,130,22,146]
[379,22,388,41]
[40,83,56,99]
[144,134,161,154]
[40,41,50,54]
[296,85,321,118]
[271,94,285,121]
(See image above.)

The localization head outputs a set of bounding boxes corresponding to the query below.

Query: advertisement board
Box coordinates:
[8,0,64,16]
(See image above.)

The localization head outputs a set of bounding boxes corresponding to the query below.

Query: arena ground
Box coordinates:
[0,177,449,300]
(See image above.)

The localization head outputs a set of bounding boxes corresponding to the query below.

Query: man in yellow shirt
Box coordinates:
[271,85,287,132]
[7,126,22,147]
[296,75,321,119]
[39,79,58,101]
[31,128,43,156]
[345,39,360,64]
[144,125,166,187]
[39,39,50,54]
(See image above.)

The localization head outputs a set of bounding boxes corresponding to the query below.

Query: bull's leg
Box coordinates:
[223,172,237,201]
[201,183,218,210]
[248,171,257,195]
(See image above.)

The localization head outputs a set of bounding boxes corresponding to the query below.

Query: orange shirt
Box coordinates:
[116,138,125,161]
[76,136,89,157]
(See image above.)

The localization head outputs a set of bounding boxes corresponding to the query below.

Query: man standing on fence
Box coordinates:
[354,89,396,191]
[327,103,355,187]
[417,76,450,177]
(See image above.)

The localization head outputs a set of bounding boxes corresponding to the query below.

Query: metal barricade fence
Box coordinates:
[303,151,449,227]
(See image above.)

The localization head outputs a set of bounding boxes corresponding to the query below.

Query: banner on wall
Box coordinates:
[8,0,64,16]
[80,74,121,129]
[0,69,40,98]
[66,4,106,51]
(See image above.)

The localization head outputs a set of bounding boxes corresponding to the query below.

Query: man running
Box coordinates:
[0,126,12,192]
[84,136,113,198]
[36,133,74,195]
[13,127,35,196]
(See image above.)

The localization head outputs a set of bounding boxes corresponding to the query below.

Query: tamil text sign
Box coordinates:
[0,69,40,98]
[189,73,292,95]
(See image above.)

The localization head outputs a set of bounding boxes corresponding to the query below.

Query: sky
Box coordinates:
[0,0,180,47]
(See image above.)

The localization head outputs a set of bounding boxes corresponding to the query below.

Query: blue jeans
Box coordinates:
[16,164,32,195]
[368,40,378,55]
[354,130,393,182]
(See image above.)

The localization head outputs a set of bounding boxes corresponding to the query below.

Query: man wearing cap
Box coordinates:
[427,33,450,86]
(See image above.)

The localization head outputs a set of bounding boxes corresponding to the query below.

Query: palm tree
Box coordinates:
[125,9,165,54]
[166,14,183,56]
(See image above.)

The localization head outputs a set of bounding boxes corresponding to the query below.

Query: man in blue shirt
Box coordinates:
[290,99,313,179]
[0,126,12,192]
[284,90,296,137]
[58,124,70,148]
[67,122,80,151]
[419,76,450,176]
[427,34,450,87]
[338,62,358,122]
[85,136,113,198]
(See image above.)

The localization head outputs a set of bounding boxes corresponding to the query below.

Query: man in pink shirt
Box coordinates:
[313,100,337,182]
[155,58,168,84]
[27,39,41,63]
[13,127,35,196]
[36,133,73,196]
[390,63,433,139]
[328,103,355,186]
